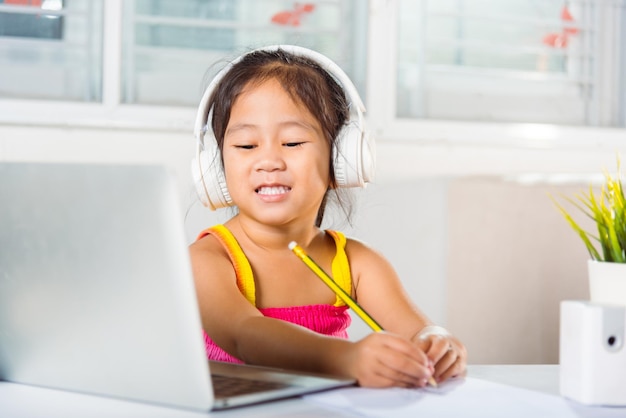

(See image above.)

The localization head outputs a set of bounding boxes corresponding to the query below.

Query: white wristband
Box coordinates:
[417,325,450,339]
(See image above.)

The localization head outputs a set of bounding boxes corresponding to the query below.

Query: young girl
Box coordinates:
[189,45,466,388]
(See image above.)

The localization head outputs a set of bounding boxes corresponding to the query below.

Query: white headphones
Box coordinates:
[191,45,375,211]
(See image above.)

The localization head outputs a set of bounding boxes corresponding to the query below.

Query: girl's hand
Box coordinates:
[343,332,435,388]
[413,325,467,384]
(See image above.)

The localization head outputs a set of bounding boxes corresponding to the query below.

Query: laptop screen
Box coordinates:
[0,162,215,409]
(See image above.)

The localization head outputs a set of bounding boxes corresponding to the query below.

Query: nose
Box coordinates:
[253,142,286,172]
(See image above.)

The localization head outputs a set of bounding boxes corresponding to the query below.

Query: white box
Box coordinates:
[560,300,626,406]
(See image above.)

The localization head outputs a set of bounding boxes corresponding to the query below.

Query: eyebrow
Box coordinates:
[225,119,319,136]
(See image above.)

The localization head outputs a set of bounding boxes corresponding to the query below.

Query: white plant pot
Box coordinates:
[588,260,626,307]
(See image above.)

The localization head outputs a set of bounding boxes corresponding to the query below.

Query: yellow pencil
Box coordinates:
[288,241,437,387]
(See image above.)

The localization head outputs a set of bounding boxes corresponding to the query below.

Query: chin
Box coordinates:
[253,210,302,227]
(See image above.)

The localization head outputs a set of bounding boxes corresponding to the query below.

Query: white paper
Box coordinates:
[304,377,626,418]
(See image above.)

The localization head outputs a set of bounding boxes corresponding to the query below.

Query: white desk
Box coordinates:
[0,365,616,418]
[467,364,560,396]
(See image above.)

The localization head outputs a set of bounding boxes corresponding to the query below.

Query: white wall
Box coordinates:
[446,177,593,364]
[340,179,448,343]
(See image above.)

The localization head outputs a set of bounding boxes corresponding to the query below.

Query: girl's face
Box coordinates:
[222,78,331,226]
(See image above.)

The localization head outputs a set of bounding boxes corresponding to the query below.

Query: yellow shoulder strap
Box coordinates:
[325,230,353,307]
[205,225,256,306]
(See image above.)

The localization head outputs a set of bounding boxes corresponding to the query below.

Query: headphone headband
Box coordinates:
[194,45,365,144]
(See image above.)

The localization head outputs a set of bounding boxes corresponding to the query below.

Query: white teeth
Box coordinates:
[257,186,290,195]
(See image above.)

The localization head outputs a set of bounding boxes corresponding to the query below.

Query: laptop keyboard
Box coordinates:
[211,374,291,398]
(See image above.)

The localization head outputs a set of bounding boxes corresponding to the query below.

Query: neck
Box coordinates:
[226,216,322,252]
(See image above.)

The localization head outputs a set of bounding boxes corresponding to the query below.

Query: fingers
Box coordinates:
[436,343,467,382]
[375,346,433,388]
[369,360,432,388]
[377,334,433,386]
[353,333,434,388]
[434,339,467,383]
[433,345,456,378]
[422,335,450,364]
[381,331,430,364]
[416,333,467,384]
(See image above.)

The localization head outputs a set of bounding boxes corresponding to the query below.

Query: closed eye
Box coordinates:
[235,144,256,150]
[284,142,305,148]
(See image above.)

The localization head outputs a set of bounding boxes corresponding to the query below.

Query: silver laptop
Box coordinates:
[0,162,354,411]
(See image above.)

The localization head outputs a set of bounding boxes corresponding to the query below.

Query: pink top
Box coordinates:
[197,225,352,364]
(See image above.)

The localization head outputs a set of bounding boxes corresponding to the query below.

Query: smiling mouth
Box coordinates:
[256,186,291,195]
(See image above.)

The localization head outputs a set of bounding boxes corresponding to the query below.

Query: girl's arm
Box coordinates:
[189,235,435,388]
[346,239,467,383]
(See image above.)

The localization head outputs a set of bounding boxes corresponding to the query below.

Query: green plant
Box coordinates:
[552,158,626,263]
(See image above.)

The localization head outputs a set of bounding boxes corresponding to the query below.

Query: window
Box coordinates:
[1,0,626,135]
[0,0,103,102]
[121,0,368,106]
[395,0,626,126]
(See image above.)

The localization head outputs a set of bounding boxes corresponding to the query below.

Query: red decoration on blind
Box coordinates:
[542,5,578,49]
[271,3,316,27]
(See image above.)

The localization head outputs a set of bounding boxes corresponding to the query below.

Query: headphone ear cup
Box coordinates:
[191,134,232,210]
[333,123,376,188]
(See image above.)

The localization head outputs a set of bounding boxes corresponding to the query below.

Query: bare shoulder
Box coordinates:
[188,233,234,282]
[343,237,397,286]
[343,237,387,262]
[189,232,225,258]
